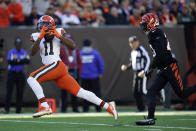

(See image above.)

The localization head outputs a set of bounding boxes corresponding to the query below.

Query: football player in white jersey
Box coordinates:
[27,15,118,119]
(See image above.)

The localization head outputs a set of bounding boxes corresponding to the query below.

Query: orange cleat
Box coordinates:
[33,106,52,118]
[106,101,118,120]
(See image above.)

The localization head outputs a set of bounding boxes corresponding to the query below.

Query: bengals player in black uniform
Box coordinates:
[136,13,196,125]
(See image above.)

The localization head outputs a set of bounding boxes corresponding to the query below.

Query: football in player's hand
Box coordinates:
[121,65,127,71]
[49,30,54,35]
[138,70,145,78]
[44,29,54,41]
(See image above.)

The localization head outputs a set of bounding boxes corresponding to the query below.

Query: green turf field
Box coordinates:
[0,112,196,131]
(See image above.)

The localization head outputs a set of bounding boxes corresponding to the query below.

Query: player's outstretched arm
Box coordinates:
[49,26,76,50]
[31,38,41,56]
[59,36,76,50]
[31,25,48,56]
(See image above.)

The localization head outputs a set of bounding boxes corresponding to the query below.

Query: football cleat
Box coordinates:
[33,106,52,118]
[107,101,118,120]
[136,118,156,125]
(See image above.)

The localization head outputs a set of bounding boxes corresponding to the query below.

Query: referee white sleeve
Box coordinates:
[140,46,150,72]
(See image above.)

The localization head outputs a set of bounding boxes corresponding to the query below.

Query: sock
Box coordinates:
[100,101,109,109]
[148,107,155,119]
[39,97,49,108]
[27,77,45,99]
[76,88,109,109]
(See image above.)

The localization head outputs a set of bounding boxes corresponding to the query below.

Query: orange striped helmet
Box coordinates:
[37,15,55,31]
[140,13,159,32]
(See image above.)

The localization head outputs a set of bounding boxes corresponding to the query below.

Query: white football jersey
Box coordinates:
[31,28,66,65]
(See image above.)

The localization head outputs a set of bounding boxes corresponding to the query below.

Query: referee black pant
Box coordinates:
[5,71,25,113]
[133,72,147,111]
[147,62,196,119]
[81,78,101,112]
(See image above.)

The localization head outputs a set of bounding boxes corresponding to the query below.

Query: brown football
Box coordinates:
[44,33,54,42]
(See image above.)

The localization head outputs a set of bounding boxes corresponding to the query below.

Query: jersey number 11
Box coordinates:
[44,41,54,56]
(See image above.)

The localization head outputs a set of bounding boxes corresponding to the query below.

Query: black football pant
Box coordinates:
[5,71,25,113]
[133,73,147,111]
[81,78,101,112]
[147,63,196,119]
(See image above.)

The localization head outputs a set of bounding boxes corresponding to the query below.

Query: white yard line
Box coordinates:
[0,119,196,130]
[1,111,196,119]
[177,119,196,121]
[145,129,162,131]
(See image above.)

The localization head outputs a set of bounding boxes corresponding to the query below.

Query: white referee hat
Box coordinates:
[128,36,138,43]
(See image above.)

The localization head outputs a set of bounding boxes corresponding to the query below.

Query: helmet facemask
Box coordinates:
[37,21,53,31]
[140,13,159,34]
[140,21,148,33]
[37,15,55,31]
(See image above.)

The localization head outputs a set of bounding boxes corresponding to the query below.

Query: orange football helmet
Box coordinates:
[140,13,159,32]
[37,15,55,31]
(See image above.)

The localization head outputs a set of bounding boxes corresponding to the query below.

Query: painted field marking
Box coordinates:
[177,119,196,121]
[0,119,196,130]
[144,129,162,131]
[1,111,196,119]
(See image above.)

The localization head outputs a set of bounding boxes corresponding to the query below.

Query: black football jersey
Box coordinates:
[148,28,176,69]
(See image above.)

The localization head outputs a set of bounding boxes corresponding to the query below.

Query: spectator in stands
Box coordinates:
[1,0,195,27]
[34,0,52,15]
[161,5,177,26]
[140,0,149,10]
[60,34,82,113]
[62,0,72,10]
[107,0,118,7]
[189,0,196,19]
[69,3,79,17]
[106,6,127,25]
[134,0,146,15]
[17,0,32,17]
[61,7,80,27]
[8,0,24,26]
[100,1,110,19]
[92,9,105,27]
[0,2,9,27]
[177,5,193,24]
[169,1,181,18]
[128,8,142,26]
[25,7,41,26]
[77,0,87,8]
[91,0,101,9]
[148,8,157,15]
[118,0,132,22]
[152,0,162,17]
[80,39,104,112]
[46,7,61,26]
[80,2,96,25]
[52,1,63,19]
[5,37,30,114]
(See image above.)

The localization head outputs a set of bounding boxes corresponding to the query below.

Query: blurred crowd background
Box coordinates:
[0,0,196,27]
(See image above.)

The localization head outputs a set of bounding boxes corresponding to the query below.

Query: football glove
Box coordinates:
[49,26,61,38]
[38,25,49,40]
[145,68,153,78]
